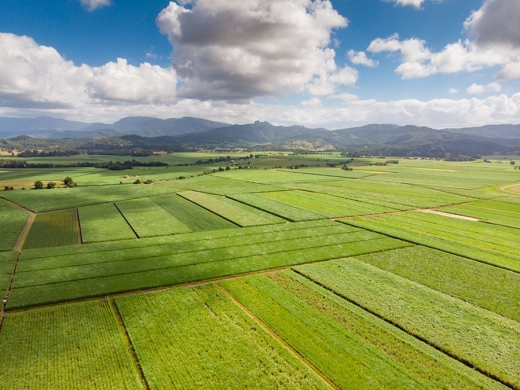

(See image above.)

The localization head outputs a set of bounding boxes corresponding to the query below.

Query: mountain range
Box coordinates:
[1,115,520,157]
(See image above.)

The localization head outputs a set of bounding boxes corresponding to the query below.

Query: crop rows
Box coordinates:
[0,199,29,252]
[229,193,324,221]
[215,169,342,184]
[0,252,17,296]
[282,180,471,209]
[19,220,337,261]
[261,190,397,218]
[116,198,191,238]
[78,203,136,243]
[8,223,409,308]
[440,200,520,229]
[23,210,79,249]
[1,184,177,212]
[258,271,504,389]
[295,258,520,388]
[221,274,503,389]
[115,285,328,389]
[355,246,520,323]
[179,190,284,226]
[278,168,375,179]
[343,212,520,272]
[0,300,143,389]
[152,194,237,231]
[160,175,283,195]
[366,172,508,189]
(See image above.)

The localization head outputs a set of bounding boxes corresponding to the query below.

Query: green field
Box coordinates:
[151,194,238,231]
[355,246,520,322]
[0,251,18,297]
[116,285,329,389]
[440,200,520,229]
[116,198,191,237]
[296,258,520,388]
[344,212,520,272]
[261,190,398,217]
[0,300,144,389]
[0,199,29,252]
[78,203,136,243]
[23,210,79,249]
[8,221,408,308]
[1,156,519,389]
[179,190,285,226]
[1,184,176,212]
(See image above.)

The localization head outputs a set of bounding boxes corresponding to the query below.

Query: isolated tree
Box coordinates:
[34,181,44,190]
[511,160,516,165]
[63,176,77,187]
[225,166,230,171]
[46,182,56,189]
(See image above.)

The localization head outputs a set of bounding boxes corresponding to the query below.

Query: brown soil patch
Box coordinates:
[418,209,480,221]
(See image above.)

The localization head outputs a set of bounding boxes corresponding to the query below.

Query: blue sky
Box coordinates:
[0,0,519,129]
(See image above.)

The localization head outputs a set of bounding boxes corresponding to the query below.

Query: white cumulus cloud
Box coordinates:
[156,0,355,101]
[0,33,177,110]
[368,0,520,80]
[384,0,424,9]
[347,50,378,67]
[80,0,111,11]
[467,82,501,95]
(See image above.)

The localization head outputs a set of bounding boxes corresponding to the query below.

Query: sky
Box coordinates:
[0,0,519,129]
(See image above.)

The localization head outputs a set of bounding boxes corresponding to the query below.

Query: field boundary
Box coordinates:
[337,219,520,275]
[0,252,21,332]
[109,298,150,390]
[14,213,36,251]
[216,282,339,390]
[76,208,83,244]
[292,269,514,389]
[113,203,140,239]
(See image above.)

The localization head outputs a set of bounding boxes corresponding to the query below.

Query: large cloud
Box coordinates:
[156,0,356,101]
[368,0,520,80]
[0,33,177,110]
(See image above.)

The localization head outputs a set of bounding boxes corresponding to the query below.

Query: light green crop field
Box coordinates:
[116,285,329,389]
[1,156,519,389]
[160,174,284,195]
[179,190,285,226]
[229,193,325,221]
[295,258,520,388]
[261,190,398,217]
[355,246,520,322]
[0,300,144,389]
[440,200,520,229]
[280,179,470,209]
[23,210,79,249]
[116,198,191,237]
[221,272,503,390]
[214,169,344,184]
[1,183,177,212]
[151,194,238,231]
[78,203,136,243]
[0,199,29,252]
[344,212,520,272]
